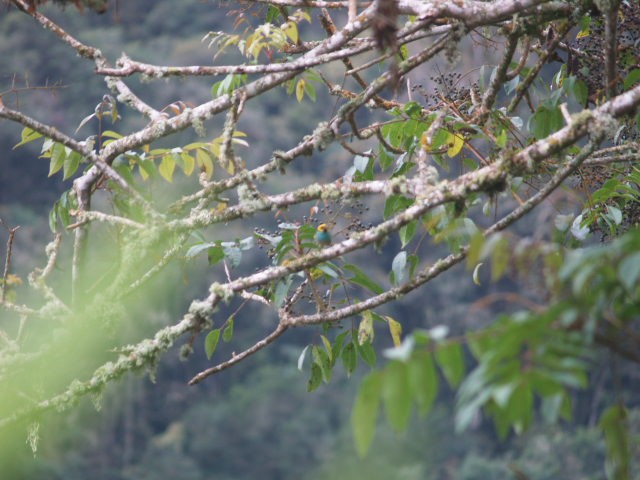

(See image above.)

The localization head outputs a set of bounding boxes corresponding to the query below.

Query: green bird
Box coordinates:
[315,223,332,246]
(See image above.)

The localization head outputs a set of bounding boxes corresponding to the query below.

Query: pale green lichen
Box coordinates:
[188,299,214,318]
[309,122,334,151]
[587,111,617,140]
[237,184,269,211]
[209,282,235,303]
[192,116,206,137]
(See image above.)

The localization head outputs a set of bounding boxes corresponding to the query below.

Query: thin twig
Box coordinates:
[0,220,20,304]
[188,322,288,385]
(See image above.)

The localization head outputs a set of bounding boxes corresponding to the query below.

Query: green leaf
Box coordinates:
[529,105,563,140]
[48,143,66,177]
[222,316,234,342]
[13,127,42,149]
[358,341,377,368]
[204,329,220,360]
[312,345,332,383]
[304,80,316,102]
[320,334,333,363]
[273,277,292,308]
[399,220,417,248]
[63,150,82,180]
[381,361,412,432]
[332,331,349,360]
[307,362,323,392]
[599,405,630,480]
[207,246,225,265]
[506,381,533,433]
[407,351,438,415]
[623,68,640,91]
[378,146,393,171]
[572,79,588,107]
[383,195,414,219]
[618,251,640,292]
[435,342,465,387]
[341,341,357,376]
[344,264,384,294]
[352,371,383,457]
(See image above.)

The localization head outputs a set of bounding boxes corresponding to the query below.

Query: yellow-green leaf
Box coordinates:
[159,154,176,182]
[282,21,298,44]
[447,132,464,157]
[181,152,195,176]
[296,79,305,102]
[101,130,122,139]
[385,316,402,347]
[358,311,374,345]
[14,127,42,149]
[576,27,589,39]
[196,148,214,179]
[320,334,333,362]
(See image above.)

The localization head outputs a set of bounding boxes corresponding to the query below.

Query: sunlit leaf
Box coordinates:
[447,132,464,157]
[14,127,43,149]
[386,316,402,347]
[159,155,176,182]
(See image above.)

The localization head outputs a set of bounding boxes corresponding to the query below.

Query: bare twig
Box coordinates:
[0,221,19,304]
[188,322,288,385]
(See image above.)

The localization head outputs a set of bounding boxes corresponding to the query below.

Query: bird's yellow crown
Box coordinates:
[317,223,328,232]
